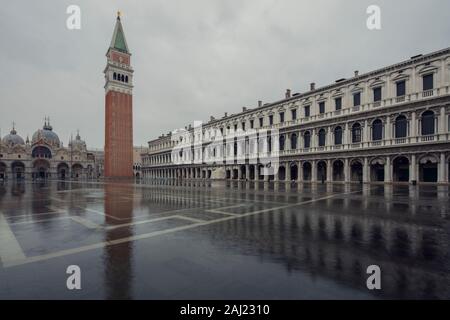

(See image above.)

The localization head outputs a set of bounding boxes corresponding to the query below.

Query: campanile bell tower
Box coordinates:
[104,12,133,178]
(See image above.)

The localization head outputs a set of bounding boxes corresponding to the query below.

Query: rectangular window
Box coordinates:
[335,97,342,110]
[250,120,254,129]
[291,109,297,120]
[259,117,264,127]
[373,87,382,102]
[234,124,237,131]
[242,122,245,130]
[353,92,361,106]
[319,102,325,114]
[279,112,284,123]
[220,127,224,135]
[269,115,273,125]
[396,81,406,97]
[304,105,310,117]
[423,74,433,91]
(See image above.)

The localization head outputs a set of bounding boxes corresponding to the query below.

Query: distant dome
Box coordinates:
[32,119,60,147]
[2,128,25,146]
[69,132,86,149]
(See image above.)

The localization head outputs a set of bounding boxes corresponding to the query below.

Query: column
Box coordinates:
[297,161,303,183]
[439,152,447,183]
[363,157,369,183]
[411,111,417,139]
[385,156,392,183]
[285,163,291,181]
[364,120,369,147]
[344,158,350,183]
[311,160,317,183]
[237,166,242,180]
[326,159,332,182]
[410,154,417,183]
[245,164,250,180]
[385,116,391,144]
[344,123,350,147]
[439,106,446,135]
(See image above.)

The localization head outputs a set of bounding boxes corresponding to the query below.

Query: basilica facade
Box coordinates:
[141,47,450,184]
[0,119,101,181]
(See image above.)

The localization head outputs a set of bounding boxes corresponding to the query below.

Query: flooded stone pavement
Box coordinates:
[0,180,449,299]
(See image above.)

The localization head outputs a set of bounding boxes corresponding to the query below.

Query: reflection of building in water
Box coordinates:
[142,48,450,185]
[103,183,135,299]
[0,120,103,180]
[140,185,450,299]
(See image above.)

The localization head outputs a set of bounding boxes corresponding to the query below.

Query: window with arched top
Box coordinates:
[372,119,383,141]
[279,135,285,151]
[318,129,326,147]
[334,126,342,145]
[121,74,125,82]
[395,115,407,138]
[113,72,117,80]
[304,131,311,148]
[421,110,435,135]
[352,123,362,143]
[125,76,129,83]
[291,133,298,150]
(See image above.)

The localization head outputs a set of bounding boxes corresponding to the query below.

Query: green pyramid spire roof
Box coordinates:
[109,13,129,53]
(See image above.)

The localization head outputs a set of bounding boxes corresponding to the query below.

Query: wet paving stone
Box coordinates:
[0,180,449,299]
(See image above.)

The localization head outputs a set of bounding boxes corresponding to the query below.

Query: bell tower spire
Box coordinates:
[104,12,134,178]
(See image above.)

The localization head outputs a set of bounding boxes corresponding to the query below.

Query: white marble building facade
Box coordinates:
[142,48,450,184]
[0,120,102,181]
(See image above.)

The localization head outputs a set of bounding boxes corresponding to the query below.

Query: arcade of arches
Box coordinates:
[143,152,450,184]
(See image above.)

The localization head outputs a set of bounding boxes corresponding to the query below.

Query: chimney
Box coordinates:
[310,82,316,91]
[210,116,215,121]
[242,107,247,112]
[258,100,262,107]
[285,89,291,99]
[354,70,359,77]
[224,112,228,117]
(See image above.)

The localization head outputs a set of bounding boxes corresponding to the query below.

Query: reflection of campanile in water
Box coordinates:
[103,183,135,299]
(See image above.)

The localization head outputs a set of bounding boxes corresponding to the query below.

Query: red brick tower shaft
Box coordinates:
[104,13,134,178]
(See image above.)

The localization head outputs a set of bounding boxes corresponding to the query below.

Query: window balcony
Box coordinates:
[394,138,407,144]
[396,95,406,103]
[373,101,381,108]
[352,105,360,112]
[351,143,361,149]
[371,140,382,147]
[421,134,435,142]
[422,89,434,98]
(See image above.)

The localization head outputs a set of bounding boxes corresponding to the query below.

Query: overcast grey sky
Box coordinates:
[1,0,449,149]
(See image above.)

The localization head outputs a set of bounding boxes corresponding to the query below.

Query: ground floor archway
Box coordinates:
[57,162,69,180]
[71,163,83,179]
[333,160,344,181]
[303,162,312,181]
[290,164,298,181]
[317,161,327,182]
[393,156,409,182]
[32,159,51,180]
[0,162,6,180]
[278,166,286,181]
[249,165,255,180]
[370,158,385,182]
[11,161,25,180]
[350,160,363,182]
[419,155,438,182]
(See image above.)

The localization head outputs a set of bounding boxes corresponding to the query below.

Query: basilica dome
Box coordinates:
[69,132,87,150]
[2,128,25,146]
[32,120,60,147]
